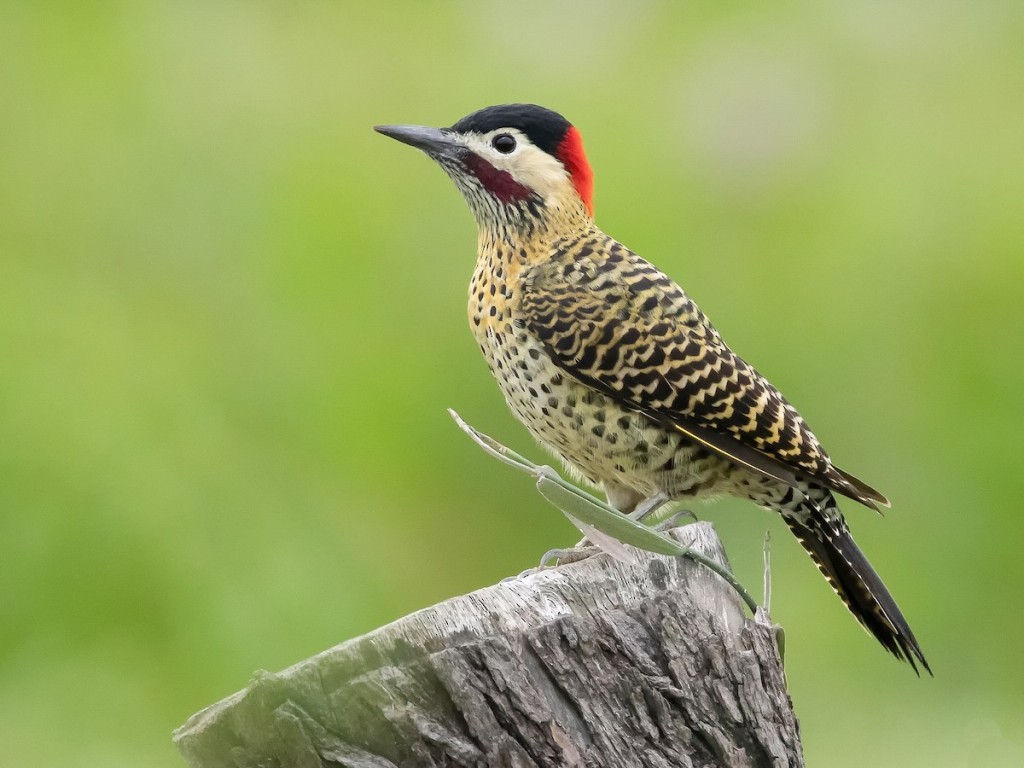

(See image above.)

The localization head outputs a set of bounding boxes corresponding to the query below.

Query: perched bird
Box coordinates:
[376,104,928,673]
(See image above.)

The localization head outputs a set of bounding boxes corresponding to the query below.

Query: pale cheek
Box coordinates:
[509,161,571,201]
[530,169,569,198]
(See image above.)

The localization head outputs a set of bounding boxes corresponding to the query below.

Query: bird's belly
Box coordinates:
[479,324,730,503]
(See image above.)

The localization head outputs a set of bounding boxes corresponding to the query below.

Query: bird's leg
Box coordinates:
[630,492,699,530]
[628,491,671,522]
[654,508,699,531]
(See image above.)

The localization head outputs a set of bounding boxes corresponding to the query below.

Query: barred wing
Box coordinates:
[521,252,888,510]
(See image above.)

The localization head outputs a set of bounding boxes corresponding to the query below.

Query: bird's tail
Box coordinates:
[784,512,931,675]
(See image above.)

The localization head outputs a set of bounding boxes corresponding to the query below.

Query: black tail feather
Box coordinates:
[785,515,931,675]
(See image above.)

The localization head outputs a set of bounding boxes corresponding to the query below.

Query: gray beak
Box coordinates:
[374,124,464,159]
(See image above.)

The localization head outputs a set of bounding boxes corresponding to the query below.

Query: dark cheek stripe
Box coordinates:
[465,154,533,204]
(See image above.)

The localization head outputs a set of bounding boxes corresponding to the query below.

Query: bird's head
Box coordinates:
[375,104,594,233]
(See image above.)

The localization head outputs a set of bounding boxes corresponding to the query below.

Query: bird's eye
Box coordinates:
[491,134,517,154]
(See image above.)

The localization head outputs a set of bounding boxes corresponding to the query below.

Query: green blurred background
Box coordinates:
[2,1,1023,766]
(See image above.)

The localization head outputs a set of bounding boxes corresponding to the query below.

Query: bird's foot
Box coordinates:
[655,508,698,531]
[504,539,598,581]
[538,542,598,568]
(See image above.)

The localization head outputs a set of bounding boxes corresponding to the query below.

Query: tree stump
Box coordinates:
[173,522,803,767]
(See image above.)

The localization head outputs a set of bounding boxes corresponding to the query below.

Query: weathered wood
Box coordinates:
[174,522,803,767]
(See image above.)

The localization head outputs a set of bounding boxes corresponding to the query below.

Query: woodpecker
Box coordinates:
[376,104,929,673]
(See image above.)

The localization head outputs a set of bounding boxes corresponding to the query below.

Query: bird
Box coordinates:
[375,103,929,673]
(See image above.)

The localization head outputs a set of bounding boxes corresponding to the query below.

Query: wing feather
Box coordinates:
[521,245,888,510]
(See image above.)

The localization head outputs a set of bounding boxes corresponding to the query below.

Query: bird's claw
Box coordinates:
[538,544,597,568]
[654,508,698,531]
[503,541,598,581]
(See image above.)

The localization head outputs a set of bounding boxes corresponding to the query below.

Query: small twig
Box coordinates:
[763,529,772,616]
[449,409,759,615]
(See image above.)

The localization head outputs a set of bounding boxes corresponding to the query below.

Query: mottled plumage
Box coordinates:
[377,104,929,673]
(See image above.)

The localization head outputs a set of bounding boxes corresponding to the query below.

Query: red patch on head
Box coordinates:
[556,126,594,217]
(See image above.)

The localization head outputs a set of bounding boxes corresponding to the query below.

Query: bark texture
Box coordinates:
[174,523,803,767]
